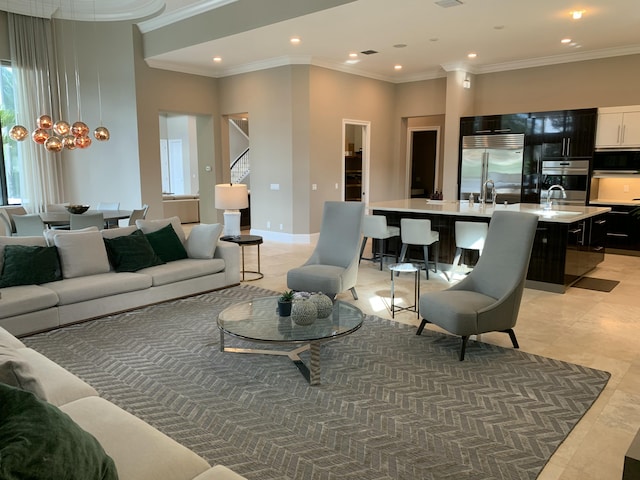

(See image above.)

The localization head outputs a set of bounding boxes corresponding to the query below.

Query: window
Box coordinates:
[0,60,22,205]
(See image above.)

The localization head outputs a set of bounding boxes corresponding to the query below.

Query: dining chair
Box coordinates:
[128,204,149,226]
[1,206,28,234]
[12,214,47,236]
[70,212,105,230]
[98,202,120,228]
[0,211,14,236]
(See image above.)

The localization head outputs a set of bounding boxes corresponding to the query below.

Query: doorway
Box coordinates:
[406,128,439,198]
[223,113,251,229]
[342,119,370,208]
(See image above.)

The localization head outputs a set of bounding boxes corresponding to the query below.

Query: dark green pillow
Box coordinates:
[144,223,188,262]
[103,230,165,272]
[0,383,119,480]
[0,244,62,288]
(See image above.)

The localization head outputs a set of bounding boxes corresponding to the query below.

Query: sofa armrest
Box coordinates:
[215,240,240,285]
[192,465,248,480]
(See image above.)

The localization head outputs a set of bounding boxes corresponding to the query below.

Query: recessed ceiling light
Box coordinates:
[493,25,504,30]
[349,52,358,58]
[561,38,572,44]
[429,38,439,42]
[435,0,463,8]
[345,59,360,65]
[394,65,403,70]
[213,56,222,63]
[467,52,477,59]
[290,37,301,45]
[393,44,407,49]
[571,10,584,20]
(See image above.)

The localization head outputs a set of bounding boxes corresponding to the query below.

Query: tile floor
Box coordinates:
[221,232,640,479]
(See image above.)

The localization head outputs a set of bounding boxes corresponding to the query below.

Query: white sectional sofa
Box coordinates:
[0,217,240,337]
[0,326,246,480]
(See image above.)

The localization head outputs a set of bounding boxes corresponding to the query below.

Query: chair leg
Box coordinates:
[503,329,519,349]
[422,245,430,279]
[350,287,358,300]
[416,318,429,335]
[378,238,385,270]
[358,237,368,265]
[397,244,408,276]
[459,336,470,361]
[433,242,439,273]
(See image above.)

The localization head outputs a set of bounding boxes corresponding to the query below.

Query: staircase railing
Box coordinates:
[230,148,250,184]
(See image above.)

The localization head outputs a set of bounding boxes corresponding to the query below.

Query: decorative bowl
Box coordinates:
[66,204,90,214]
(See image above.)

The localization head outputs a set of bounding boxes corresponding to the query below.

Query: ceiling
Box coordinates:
[2,0,640,83]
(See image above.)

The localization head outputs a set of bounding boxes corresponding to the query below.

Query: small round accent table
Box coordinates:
[220,234,264,281]
[388,262,421,318]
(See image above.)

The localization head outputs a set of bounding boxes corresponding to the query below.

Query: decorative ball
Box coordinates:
[74,135,92,149]
[32,128,50,144]
[291,299,317,326]
[37,114,53,129]
[310,293,333,318]
[44,136,63,152]
[62,135,77,150]
[94,126,110,141]
[9,125,28,141]
[53,121,70,136]
[71,121,89,138]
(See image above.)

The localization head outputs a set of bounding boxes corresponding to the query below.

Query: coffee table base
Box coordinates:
[220,333,322,385]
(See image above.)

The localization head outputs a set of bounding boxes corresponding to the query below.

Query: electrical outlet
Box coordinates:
[624,184,630,192]
[335,183,339,189]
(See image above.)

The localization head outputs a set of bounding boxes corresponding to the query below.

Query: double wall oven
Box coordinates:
[540,159,590,206]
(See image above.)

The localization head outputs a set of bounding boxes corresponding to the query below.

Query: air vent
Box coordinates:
[435,0,463,7]
[360,50,378,55]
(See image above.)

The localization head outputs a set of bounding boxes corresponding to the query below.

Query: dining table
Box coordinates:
[39,209,133,228]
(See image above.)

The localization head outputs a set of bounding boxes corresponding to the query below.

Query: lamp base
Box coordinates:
[223,210,242,237]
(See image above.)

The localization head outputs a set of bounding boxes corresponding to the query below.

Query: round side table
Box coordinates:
[388,262,420,318]
[220,235,264,281]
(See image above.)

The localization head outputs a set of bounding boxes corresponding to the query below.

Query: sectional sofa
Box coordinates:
[0,217,240,337]
[0,325,246,480]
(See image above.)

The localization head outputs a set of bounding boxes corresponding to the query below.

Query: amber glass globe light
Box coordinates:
[53,121,70,136]
[44,136,64,153]
[74,135,92,149]
[62,135,77,150]
[94,126,110,141]
[71,121,89,138]
[37,115,53,129]
[9,125,28,141]
[32,128,50,144]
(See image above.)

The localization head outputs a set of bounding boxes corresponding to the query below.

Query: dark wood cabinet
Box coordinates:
[459,113,528,136]
[540,109,597,159]
[601,206,640,251]
[344,153,362,201]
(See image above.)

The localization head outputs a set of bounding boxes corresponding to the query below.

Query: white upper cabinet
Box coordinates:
[596,106,640,148]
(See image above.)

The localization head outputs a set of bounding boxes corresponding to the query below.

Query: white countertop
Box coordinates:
[589,198,640,207]
[369,199,611,223]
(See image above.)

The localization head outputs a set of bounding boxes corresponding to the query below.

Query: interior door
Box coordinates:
[342,120,370,208]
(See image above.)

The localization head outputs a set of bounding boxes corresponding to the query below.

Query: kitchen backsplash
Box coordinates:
[590,177,640,204]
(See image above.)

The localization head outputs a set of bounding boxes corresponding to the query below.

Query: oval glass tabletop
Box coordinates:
[217,296,364,343]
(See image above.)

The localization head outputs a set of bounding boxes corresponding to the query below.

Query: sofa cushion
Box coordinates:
[0,235,46,272]
[0,245,62,288]
[61,396,210,480]
[104,230,165,272]
[144,223,188,262]
[44,226,99,246]
[0,284,59,320]
[45,271,152,305]
[138,258,225,287]
[136,216,186,243]
[54,230,111,279]
[0,347,47,400]
[0,383,118,480]
[185,223,223,259]
[100,225,138,239]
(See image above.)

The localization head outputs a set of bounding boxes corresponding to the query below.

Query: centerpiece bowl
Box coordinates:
[66,204,90,214]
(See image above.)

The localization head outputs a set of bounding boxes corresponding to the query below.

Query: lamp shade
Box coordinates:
[215,184,248,210]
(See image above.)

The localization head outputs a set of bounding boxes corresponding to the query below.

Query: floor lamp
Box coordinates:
[215,183,248,237]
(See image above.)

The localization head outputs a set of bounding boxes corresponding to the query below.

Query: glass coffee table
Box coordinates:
[217,296,364,385]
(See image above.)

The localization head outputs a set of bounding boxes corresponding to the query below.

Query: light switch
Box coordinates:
[270,184,280,190]
[312,184,317,191]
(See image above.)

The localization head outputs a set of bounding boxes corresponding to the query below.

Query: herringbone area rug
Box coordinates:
[23,285,610,480]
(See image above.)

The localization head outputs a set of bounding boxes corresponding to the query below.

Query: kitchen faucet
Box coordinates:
[481,179,496,206]
[545,184,566,210]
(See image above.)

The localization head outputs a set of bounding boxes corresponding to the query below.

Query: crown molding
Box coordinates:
[0,0,165,21]
[137,0,237,33]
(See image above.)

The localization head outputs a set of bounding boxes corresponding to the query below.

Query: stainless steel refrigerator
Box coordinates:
[459,133,525,204]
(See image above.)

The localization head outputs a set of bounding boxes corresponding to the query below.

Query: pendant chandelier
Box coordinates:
[8,1,110,152]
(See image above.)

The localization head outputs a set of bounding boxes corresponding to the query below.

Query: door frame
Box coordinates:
[405,126,440,198]
[341,119,371,209]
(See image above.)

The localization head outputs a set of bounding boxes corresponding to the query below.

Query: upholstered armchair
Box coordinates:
[287,201,364,299]
[416,211,538,360]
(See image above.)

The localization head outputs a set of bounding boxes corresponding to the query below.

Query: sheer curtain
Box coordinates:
[8,13,64,213]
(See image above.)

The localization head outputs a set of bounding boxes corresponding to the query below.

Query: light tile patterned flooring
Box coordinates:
[213,230,640,479]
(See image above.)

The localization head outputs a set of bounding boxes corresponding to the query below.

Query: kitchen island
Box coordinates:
[369,199,612,293]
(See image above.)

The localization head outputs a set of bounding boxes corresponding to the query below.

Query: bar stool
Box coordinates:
[451,221,488,276]
[399,218,439,279]
[359,215,400,270]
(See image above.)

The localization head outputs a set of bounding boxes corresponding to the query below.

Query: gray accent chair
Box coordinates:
[287,201,364,299]
[416,211,538,360]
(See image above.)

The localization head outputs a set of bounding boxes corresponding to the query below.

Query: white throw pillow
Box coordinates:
[44,226,99,247]
[136,216,186,244]
[185,223,223,259]
[54,230,110,279]
[0,236,47,272]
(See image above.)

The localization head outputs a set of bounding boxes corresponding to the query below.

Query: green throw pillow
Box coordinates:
[0,245,62,288]
[103,230,165,272]
[0,383,119,480]
[144,223,188,262]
